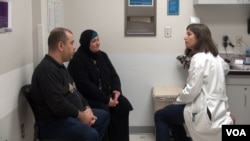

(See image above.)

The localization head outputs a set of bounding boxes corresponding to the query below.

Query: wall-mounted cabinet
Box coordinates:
[194,0,250,5]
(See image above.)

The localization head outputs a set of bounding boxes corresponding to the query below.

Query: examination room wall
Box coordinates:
[0,0,249,141]
[0,0,33,140]
[63,0,250,133]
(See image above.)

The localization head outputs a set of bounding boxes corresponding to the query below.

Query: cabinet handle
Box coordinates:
[244,87,247,107]
[244,94,247,107]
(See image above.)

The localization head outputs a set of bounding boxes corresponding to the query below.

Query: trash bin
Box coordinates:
[152,86,182,112]
[152,85,191,139]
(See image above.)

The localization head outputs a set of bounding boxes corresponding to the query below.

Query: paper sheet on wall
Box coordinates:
[167,0,179,15]
[129,0,153,6]
[47,0,62,32]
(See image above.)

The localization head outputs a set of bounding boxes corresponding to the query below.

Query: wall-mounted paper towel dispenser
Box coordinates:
[125,0,156,36]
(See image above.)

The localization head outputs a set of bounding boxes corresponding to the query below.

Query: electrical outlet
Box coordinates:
[236,36,242,47]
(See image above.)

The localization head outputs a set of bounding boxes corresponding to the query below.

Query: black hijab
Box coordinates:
[79,29,100,60]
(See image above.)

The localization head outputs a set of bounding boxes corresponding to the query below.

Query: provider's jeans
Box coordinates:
[154,104,189,141]
[37,109,109,141]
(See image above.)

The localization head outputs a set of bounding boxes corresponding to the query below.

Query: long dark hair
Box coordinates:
[185,24,218,57]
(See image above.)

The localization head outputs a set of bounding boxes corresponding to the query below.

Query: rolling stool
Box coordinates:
[21,84,60,141]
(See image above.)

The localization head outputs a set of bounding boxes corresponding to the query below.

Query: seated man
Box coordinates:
[30,27,109,141]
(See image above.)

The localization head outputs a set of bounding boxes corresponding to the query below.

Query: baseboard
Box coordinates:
[129,126,155,134]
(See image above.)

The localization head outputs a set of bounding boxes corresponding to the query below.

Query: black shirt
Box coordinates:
[31,55,88,120]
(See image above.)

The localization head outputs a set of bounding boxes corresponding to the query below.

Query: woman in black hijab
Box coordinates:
[68,29,133,141]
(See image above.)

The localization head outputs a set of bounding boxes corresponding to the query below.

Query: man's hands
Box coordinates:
[108,90,120,107]
[77,107,97,126]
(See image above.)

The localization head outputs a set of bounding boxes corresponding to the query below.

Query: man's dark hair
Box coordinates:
[48,27,72,51]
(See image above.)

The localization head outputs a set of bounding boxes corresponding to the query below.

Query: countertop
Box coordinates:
[228,69,250,75]
[219,53,250,75]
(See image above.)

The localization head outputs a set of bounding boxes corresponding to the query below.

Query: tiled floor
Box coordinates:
[130,133,155,141]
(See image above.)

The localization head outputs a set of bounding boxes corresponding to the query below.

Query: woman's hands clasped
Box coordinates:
[108,90,121,107]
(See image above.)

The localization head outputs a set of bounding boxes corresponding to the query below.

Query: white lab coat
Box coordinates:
[175,52,233,141]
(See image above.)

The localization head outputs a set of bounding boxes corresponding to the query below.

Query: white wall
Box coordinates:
[63,0,250,128]
[0,64,34,141]
[108,52,187,128]
[0,0,33,73]
[0,0,33,140]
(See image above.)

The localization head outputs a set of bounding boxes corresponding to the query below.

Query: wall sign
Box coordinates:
[0,1,8,28]
[129,0,154,6]
[167,0,179,15]
[0,0,12,33]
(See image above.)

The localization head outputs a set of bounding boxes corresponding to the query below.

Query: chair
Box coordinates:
[21,84,59,141]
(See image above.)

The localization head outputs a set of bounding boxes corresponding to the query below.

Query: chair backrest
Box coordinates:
[21,84,39,141]
[21,84,36,116]
[21,84,61,141]
[21,84,32,104]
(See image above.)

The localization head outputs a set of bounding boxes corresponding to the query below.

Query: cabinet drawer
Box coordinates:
[226,75,250,85]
